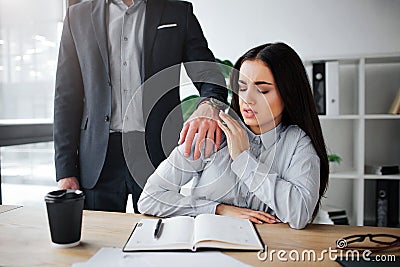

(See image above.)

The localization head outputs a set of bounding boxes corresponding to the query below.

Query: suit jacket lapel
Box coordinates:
[143,0,166,80]
[91,0,110,79]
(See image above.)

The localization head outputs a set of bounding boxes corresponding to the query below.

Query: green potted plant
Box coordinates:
[328,153,342,173]
[181,94,200,122]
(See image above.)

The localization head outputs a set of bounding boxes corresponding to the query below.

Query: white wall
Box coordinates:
[190,0,400,61]
[187,0,400,225]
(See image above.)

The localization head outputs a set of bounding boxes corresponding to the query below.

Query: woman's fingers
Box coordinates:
[216,204,280,225]
[248,215,277,224]
[240,209,280,224]
[219,112,240,131]
[217,120,236,157]
[247,216,263,224]
[248,212,275,224]
[240,214,276,224]
[217,120,230,137]
[265,212,281,222]
[256,211,280,224]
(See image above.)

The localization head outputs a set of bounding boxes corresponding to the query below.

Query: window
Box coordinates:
[0,0,64,120]
[0,0,65,206]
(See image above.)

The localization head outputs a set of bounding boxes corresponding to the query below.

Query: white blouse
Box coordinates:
[138,123,320,229]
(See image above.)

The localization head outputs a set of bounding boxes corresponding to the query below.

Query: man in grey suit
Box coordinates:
[54,0,227,212]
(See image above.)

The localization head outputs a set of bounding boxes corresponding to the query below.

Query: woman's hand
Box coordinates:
[216,204,280,224]
[217,111,249,160]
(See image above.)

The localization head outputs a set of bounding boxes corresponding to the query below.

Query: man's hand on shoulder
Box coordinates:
[178,99,224,160]
[58,177,80,190]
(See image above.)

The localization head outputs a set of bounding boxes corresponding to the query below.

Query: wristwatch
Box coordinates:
[200,98,227,111]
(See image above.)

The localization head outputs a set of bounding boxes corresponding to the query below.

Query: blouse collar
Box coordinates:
[245,122,284,151]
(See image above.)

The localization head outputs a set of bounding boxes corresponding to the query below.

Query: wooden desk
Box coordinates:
[0,205,399,266]
[0,205,21,214]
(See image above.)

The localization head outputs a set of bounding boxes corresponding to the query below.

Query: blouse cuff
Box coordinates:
[231,150,258,183]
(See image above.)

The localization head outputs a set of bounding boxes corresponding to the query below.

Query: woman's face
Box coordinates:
[238,59,284,134]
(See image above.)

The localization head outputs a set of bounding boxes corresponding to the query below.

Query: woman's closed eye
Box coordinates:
[258,89,269,94]
[239,87,269,94]
[256,84,273,94]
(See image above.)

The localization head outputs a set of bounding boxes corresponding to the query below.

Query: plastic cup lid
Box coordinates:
[44,189,85,203]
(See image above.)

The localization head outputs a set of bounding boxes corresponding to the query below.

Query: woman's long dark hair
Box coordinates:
[230,42,329,221]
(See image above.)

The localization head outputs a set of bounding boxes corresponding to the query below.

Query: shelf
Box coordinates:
[318,115,359,120]
[329,171,359,179]
[364,174,400,180]
[309,53,400,226]
[365,56,400,64]
[304,53,400,65]
[304,58,360,65]
[319,114,400,120]
[364,114,400,119]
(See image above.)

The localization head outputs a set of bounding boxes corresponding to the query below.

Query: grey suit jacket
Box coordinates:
[54,0,227,189]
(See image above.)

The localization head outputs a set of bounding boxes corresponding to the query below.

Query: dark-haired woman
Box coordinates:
[138,42,329,229]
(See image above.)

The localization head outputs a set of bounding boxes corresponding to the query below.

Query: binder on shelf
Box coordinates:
[388,88,400,114]
[312,61,339,116]
[326,61,339,115]
[312,62,326,115]
[376,179,399,227]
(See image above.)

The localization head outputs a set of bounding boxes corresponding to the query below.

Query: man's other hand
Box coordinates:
[58,177,80,190]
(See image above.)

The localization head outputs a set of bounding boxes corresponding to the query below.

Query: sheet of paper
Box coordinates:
[72,247,252,267]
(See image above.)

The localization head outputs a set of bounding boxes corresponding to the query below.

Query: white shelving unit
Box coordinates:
[305,53,400,226]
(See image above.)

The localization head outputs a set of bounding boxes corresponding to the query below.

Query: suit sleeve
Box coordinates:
[53,9,84,181]
[182,3,227,104]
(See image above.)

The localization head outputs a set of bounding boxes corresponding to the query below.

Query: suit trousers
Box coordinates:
[82,132,146,213]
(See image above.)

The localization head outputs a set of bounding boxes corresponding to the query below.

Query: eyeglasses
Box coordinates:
[336,234,400,251]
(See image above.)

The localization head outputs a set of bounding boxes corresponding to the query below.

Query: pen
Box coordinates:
[153,219,163,239]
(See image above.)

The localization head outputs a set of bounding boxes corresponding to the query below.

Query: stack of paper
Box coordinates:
[72,247,252,267]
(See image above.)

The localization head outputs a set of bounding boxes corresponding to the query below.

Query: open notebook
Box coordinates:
[123,214,264,252]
